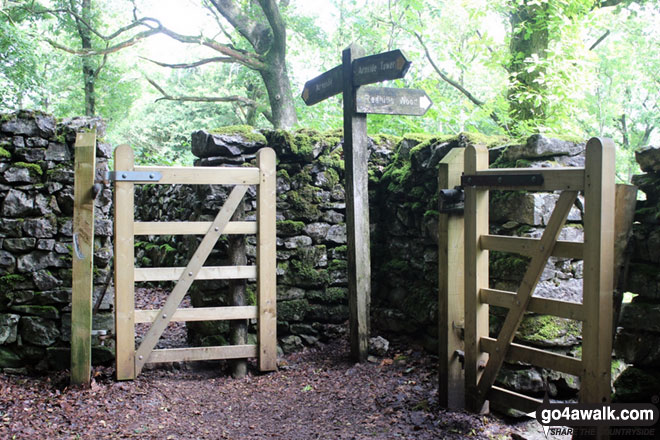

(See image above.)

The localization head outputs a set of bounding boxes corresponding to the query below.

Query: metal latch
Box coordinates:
[439,186,464,214]
[106,171,162,182]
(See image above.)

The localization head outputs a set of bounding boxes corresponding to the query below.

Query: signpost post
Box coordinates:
[302,44,432,361]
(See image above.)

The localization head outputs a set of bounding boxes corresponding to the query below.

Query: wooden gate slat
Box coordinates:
[135,265,257,282]
[134,221,257,236]
[479,235,583,260]
[480,288,585,321]
[480,337,582,376]
[475,190,578,402]
[148,345,258,363]
[134,306,258,323]
[134,184,249,375]
[488,386,542,414]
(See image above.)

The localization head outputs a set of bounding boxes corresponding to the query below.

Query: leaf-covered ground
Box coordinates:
[0,336,551,439]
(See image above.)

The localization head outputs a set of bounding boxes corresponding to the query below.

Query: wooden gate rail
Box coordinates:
[114,145,277,380]
[463,138,615,413]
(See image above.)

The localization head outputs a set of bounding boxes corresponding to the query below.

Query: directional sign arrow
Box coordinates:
[301,65,343,106]
[355,87,433,116]
[352,49,411,87]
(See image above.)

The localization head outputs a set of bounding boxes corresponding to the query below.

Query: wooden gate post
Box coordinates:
[257,147,277,371]
[343,43,371,362]
[463,144,490,413]
[114,145,136,380]
[71,131,97,385]
[438,148,466,409]
[581,137,615,404]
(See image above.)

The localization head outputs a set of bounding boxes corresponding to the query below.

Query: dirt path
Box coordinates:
[0,336,538,439]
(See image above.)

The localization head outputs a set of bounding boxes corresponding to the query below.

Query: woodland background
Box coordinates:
[1,0,658,179]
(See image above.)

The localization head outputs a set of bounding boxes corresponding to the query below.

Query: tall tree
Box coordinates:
[140,0,297,128]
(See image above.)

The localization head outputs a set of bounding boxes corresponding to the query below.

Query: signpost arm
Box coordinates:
[343,43,370,362]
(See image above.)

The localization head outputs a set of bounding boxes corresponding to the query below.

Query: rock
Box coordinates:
[614,330,660,367]
[17,251,63,272]
[45,143,70,161]
[3,238,36,252]
[0,314,20,344]
[0,250,16,273]
[278,299,309,322]
[1,116,38,136]
[284,235,313,249]
[321,210,344,224]
[326,224,347,244]
[495,364,545,394]
[1,189,35,217]
[613,366,660,403]
[280,335,303,353]
[191,128,266,158]
[36,239,56,251]
[618,301,660,332]
[0,347,22,368]
[501,135,584,161]
[11,304,59,318]
[306,287,347,304]
[33,270,62,290]
[635,146,660,173]
[19,316,60,346]
[491,192,581,225]
[4,165,40,183]
[22,217,57,238]
[626,263,660,301]
[515,314,582,348]
[304,222,331,243]
[369,336,390,356]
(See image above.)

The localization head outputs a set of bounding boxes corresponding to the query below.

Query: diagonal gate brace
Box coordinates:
[134,185,249,374]
[475,190,578,404]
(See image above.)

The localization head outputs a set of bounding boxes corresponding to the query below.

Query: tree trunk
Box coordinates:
[260,50,297,129]
[75,0,96,116]
[229,200,247,379]
[507,0,550,129]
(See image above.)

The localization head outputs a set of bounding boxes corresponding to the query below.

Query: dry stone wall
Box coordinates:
[612,145,660,402]
[2,110,658,401]
[0,111,113,372]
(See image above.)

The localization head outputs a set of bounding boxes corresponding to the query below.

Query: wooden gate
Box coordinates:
[113,145,277,380]
[463,138,614,413]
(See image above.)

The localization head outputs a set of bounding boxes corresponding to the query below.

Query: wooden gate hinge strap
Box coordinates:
[107,171,162,182]
[461,173,544,187]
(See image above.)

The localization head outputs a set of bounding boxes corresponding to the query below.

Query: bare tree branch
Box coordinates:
[145,77,273,123]
[589,29,610,50]
[141,56,236,69]
[44,26,161,56]
[156,25,267,70]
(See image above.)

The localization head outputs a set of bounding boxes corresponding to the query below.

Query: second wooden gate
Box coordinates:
[462,137,614,413]
[113,145,277,380]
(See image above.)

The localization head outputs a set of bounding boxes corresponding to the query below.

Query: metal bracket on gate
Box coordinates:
[439,186,464,214]
[461,173,544,187]
[106,171,162,182]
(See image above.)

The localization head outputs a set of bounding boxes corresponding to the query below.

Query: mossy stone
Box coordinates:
[278,299,310,322]
[277,220,306,237]
[0,347,23,368]
[208,125,267,144]
[613,366,660,403]
[516,314,581,347]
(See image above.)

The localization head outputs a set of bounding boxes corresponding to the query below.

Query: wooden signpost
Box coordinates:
[302,44,432,361]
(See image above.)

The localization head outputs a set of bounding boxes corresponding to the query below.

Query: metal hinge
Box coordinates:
[106,171,162,182]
